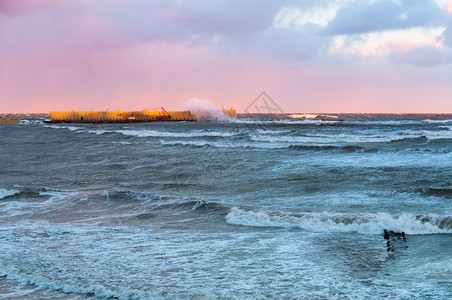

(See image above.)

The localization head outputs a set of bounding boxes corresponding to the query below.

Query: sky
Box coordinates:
[1,0,452,113]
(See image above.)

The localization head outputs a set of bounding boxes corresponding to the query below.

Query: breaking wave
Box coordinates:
[115,129,237,138]
[44,125,81,131]
[424,119,452,124]
[0,189,20,200]
[252,134,392,144]
[225,207,452,234]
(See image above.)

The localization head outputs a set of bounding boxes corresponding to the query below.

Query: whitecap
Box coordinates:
[44,125,80,131]
[0,189,20,200]
[115,129,238,138]
[225,207,452,235]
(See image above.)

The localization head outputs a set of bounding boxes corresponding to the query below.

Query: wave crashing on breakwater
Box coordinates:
[180,98,231,121]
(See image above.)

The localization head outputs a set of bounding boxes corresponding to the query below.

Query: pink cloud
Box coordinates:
[0,0,69,16]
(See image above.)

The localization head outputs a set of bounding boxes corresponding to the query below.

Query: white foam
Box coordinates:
[88,129,110,135]
[44,125,80,131]
[180,98,230,121]
[233,119,341,125]
[425,119,452,124]
[256,129,292,134]
[0,265,172,300]
[226,207,452,234]
[115,129,237,138]
[251,133,392,144]
[396,129,452,140]
[0,189,20,200]
[39,189,79,204]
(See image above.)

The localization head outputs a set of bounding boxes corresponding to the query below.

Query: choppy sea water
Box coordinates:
[1,114,452,299]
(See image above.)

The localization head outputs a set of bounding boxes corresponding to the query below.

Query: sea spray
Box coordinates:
[180,98,230,121]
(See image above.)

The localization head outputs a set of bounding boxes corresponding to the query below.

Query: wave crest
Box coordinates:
[225,207,452,234]
[0,189,21,200]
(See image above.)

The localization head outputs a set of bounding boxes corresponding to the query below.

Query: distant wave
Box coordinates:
[414,187,452,198]
[288,145,378,153]
[391,130,452,141]
[102,190,162,203]
[159,140,288,149]
[0,189,20,200]
[101,190,227,214]
[45,125,239,138]
[233,119,342,125]
[424,119,452,124]
[253,131,452,144]
[115,129,238,138]
[251,134,393,144]
[38,188,79,203]
[225,207,452,234]
[158,139,447,153]
[44,125,81,131]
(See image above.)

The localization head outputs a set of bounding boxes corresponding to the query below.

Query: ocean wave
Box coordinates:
[251,133,393,144]
[252,130,452,145]
[225,207,452,234]
[0,265,179,300]
[288,144,378,153]
[135,199,228,217]
[116,129,238,138]
[101,190,225,213]
[233,119,342,125]
[424,119,452,124]
[0,189,20,200]
[44,125,81,131]
[102,190,161,203]
[415,187,452,197]
[159,140,288,149]
[39,188,79,203]
[392,130,452,141]
[88,129,111,135]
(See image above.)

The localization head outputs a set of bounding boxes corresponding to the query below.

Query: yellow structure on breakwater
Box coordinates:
[50,107,236,123]
[0,114,20,124]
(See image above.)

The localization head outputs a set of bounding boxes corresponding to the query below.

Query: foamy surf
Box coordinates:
[225,207,452,234]
[115,129,238,138]
[0,189,20,200]
[4,113,452,299]
[0,265,175,300]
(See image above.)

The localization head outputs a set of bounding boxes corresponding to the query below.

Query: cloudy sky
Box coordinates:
[1,0,452,113]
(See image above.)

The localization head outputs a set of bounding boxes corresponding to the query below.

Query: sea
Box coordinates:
[1,113,452,299]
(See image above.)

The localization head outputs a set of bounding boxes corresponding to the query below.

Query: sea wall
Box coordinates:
[51,109,172,123]
[51,108,236,123]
